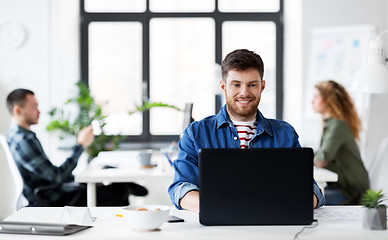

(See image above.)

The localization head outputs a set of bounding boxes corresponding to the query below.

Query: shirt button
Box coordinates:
[234,137,237,140]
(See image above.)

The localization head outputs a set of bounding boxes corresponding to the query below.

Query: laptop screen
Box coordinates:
[199,148,314,225]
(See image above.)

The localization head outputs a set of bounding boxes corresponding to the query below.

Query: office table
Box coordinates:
[2,206,387,239]
[75,153,338,207]
[313,167,338,192]
[75,152,174,207]
[75,167,173,207]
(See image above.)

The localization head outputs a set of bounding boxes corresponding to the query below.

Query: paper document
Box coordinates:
[59,206,96,226]
[314,207,362,221]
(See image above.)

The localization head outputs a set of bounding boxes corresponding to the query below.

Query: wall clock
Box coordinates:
[0,22,27,49]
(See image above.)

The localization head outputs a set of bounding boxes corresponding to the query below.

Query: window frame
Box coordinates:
[80,0,284,143]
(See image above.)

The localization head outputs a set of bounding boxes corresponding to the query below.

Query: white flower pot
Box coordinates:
[363,206,387,230]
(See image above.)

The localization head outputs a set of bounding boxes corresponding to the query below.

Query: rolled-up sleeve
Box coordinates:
[313,180,326,208]
[171,182,199,210]
[168,126,200,209]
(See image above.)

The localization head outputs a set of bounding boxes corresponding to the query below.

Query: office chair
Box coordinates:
[0,134,27,220]
[0,135,82,208]
[34,182,85,207]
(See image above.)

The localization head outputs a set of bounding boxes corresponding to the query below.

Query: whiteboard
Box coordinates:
[304,25,376,118]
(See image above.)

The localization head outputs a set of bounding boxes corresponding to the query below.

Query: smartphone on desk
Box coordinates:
[167,215,184,223]
[101,165,117,169]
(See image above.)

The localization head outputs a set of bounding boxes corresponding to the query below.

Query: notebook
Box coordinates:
[199,148,314,226]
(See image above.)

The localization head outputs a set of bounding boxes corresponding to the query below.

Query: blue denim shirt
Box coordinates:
[168,105,326,209]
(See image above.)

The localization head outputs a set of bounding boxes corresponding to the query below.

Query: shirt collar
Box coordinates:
[216,104,273,136]
[324,117,334,123]
[9,123,35,136]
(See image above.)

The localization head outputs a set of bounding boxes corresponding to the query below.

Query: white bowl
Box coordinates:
[122,205,170,231]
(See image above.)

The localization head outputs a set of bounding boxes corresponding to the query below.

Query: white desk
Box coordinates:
[313,167,338,192]
[2,206,387,239]
[75,152,174,207]
[75,167,173,207]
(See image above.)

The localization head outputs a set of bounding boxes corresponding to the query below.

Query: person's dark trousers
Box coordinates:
[96,182,148,206]
[324,184,363,205]
[324,186,348,205]
[54,182,148,207]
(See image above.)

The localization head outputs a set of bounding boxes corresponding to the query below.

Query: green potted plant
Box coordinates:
[128,101,180,115]
[361,189,387,230]
[46,81,181,158]
[46,81,125,158]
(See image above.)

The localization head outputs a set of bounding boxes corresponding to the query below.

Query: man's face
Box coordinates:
[220,68,265,122]
[18,94,40,126]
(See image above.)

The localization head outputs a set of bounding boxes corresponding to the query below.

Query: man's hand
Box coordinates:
[313,194,318,208]
[180,190,200,213]
[77,125,94,148]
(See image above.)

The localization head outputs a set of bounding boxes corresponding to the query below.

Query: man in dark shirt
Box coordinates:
[6,88,147,206]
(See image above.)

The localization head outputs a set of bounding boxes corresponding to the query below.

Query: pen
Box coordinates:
[163,152,173,166]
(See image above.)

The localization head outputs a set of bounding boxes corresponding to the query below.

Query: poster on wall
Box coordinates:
[304,25,376,119]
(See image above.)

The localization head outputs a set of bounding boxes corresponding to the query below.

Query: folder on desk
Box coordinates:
[0,221,92,236]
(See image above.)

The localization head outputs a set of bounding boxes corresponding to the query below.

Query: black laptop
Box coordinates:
[199,148,314,226]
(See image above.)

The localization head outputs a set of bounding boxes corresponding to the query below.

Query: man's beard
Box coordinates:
[225,92,260,120]
[26,116,39,126]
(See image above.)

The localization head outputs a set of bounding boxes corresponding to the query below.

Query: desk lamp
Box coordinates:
[352,30,388,187]
[352,30,388,94]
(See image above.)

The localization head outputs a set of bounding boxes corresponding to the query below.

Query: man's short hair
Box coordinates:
[6,88,35,114]
[221,49,264,81]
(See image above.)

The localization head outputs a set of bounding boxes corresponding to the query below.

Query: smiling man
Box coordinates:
[223,68,264,121]
[168,49,325,212]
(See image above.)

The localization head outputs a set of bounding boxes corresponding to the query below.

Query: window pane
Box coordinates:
[223,21,276,118]
[150,18,215,135]
[150,0,214,12]
[89,22,143,135]
[219,0,279,12]
[85,0,146,13]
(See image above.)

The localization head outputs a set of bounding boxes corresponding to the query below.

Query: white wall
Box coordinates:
[0,0,81,165]
[0,0,50,135]
[1,0,388,168]
[284,0,388,168]
[283,0,303,135]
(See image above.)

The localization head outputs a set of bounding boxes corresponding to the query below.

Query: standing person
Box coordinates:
[6,88,147,207]
[312,80,369,205]
[168,49,325,213]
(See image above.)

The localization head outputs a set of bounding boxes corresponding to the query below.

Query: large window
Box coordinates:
[81,0,284,142]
